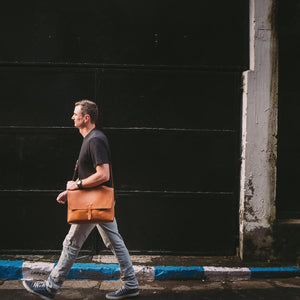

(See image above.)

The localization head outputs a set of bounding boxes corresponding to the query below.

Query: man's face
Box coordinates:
[72,105,86,128]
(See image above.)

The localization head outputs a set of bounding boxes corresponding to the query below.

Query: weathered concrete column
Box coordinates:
[239,0,278,260]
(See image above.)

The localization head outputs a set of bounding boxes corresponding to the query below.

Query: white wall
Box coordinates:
[239,0,278,259]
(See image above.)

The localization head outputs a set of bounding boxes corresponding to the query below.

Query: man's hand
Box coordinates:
[67,180,78,190]
[57,190,68,204]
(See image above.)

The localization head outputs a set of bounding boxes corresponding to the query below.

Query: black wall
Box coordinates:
[0,1,248,254]
[277,0,300,219]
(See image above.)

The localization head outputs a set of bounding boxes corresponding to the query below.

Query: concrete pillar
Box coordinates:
[239,0,278,260]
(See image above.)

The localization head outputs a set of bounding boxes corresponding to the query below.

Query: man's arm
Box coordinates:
[66,163,110,190]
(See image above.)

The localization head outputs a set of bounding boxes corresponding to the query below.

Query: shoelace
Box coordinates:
[115,286,127,295]
[32,281,46,288]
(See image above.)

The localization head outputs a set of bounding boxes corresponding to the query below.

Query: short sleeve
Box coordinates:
[89,137,110,168]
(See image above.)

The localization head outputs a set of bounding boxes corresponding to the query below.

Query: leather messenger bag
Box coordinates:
[67,161,115,224]
[67,185,114,224]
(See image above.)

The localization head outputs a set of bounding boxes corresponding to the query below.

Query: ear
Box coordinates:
[83,114,91,123]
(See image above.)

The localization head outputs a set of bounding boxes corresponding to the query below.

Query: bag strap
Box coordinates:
[72,160,114,188]
[72,160,79,181]
[109,163,114,188]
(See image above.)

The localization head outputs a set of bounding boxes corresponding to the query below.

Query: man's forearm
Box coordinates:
[67,164,110,190]
[81,171,109,188]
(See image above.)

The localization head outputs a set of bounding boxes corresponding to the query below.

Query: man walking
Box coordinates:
[23,100,139,299]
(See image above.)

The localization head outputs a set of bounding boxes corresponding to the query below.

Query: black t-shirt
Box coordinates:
[77,128,112,187]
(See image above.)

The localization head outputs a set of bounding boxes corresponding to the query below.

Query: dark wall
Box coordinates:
[0,0,248,67]
[0,1,248,254]
[277,0,300,219]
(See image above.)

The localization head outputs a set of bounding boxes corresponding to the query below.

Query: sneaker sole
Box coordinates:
[106,290,139,300]
[22,281,53,300]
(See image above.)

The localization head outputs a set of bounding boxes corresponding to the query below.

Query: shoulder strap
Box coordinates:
[72,160,79,181]
[109,164,114,188]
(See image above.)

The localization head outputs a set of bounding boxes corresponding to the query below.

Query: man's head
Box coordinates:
[75,100,98,123]
[72,100,98,128]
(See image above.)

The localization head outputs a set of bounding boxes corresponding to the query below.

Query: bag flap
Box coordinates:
[67,186,114,210]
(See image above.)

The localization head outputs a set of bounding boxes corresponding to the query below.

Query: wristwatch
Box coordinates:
[76,179,83,189]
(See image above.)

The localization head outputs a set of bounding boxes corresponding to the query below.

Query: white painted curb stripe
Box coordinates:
[204,267,251,281]
[22,262,55,281]
[133,266,155,281]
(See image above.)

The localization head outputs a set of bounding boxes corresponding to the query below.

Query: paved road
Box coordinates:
[1,277,299,299]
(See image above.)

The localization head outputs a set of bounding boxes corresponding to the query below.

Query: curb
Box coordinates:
[0,260,299,281]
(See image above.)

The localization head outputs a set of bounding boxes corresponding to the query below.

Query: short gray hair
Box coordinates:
[75,100,98,124]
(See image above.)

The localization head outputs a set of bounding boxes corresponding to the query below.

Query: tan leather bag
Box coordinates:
[67,185,114,224]
[67,161,115,224]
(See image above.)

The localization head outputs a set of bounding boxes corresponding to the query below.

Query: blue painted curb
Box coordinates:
[0,260,299,281]
[249,266,300,279]
[67,263,120,281]
[0,260,23,280]
[155,266,205,280]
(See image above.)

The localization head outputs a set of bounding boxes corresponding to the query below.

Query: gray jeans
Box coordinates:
[46,219,138,293]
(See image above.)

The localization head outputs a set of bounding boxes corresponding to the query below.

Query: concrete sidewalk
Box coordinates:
[1,278,300,300]
[0,255,299,282]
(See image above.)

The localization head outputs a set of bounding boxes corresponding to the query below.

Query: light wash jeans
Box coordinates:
[46,219,138,293]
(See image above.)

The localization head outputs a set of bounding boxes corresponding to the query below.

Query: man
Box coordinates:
[23,100,139,300]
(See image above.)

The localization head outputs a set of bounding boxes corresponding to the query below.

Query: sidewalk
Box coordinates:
[0,255,299,282]
[1,278,300,300]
